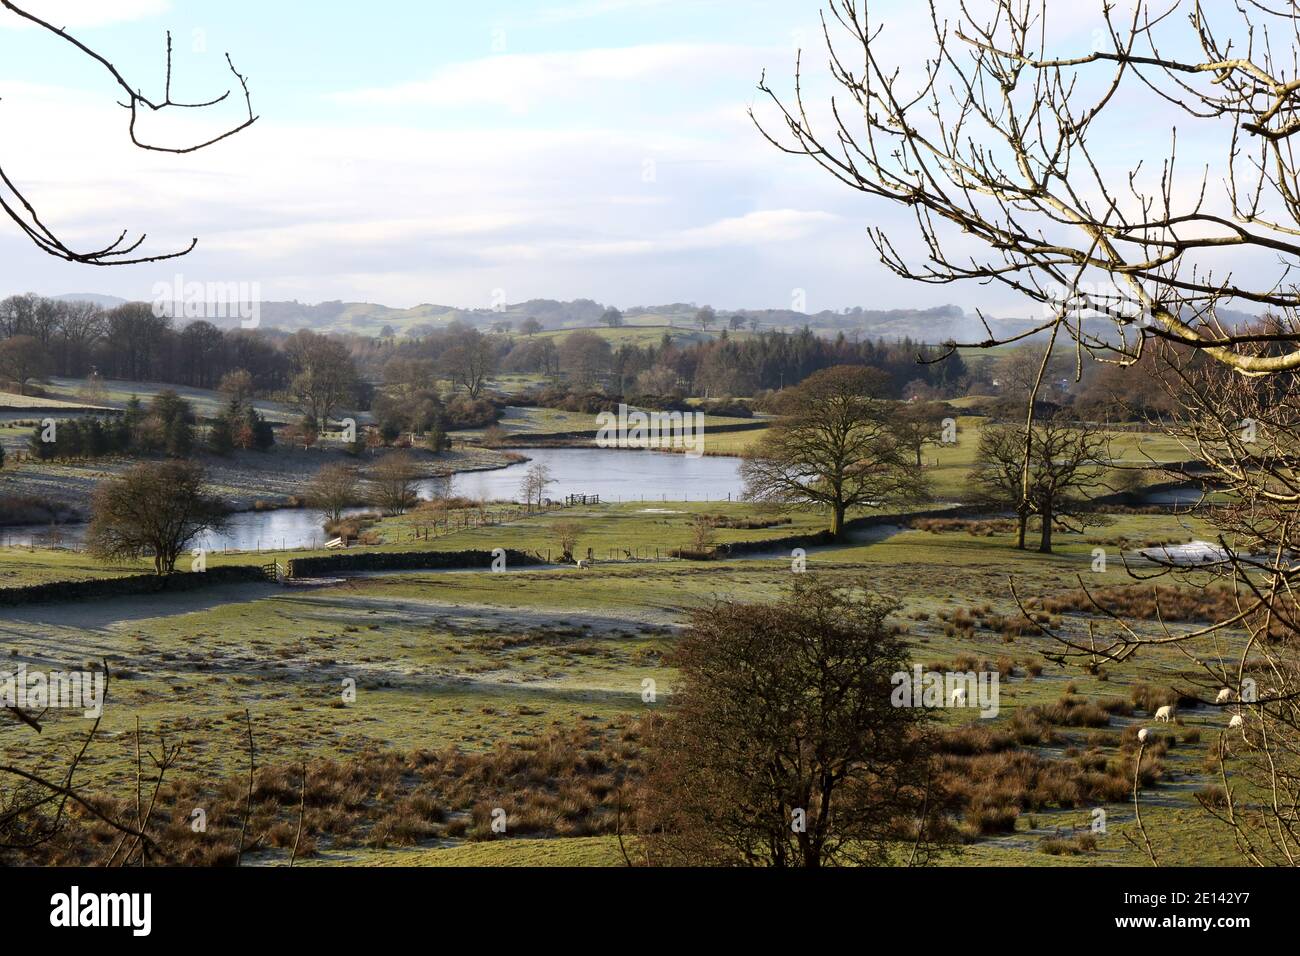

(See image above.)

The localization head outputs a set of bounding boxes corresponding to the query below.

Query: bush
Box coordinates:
[323,513,379,543]
[668,547,721,561]
[698,399,752,418]
[1040,833,1097,855]
[525,387,622,415]
[444,396,501,430]
[0,495,79,526]
[1196,785,1229,809]
[912,517,1018,537]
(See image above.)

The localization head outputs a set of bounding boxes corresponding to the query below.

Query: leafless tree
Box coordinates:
[945,327,1300,867]
[893,400,950,468]
[440,328,497,399]
[969,415,1111,552]
[553,520,583,563]
[559,330,612,389]
[638,577,950,866]
[689,514,717,553]
[287,331,358,430]
[1,1,255,264]
[307,463,361,523]
[368,452,421,517]
[754,0,1300,376]
[754,0,1300,863]
[0,334,44,395]
[518,461,554,511]
[87,461,228,575]
[1,665,177,865]
[742,365,928,538]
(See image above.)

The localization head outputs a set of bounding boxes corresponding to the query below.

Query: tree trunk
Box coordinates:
[830,502,847,540]
[1016,505,1028,550]
[1039,502,1053,554]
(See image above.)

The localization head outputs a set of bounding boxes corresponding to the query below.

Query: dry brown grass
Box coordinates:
[1039,832,1099,855]
[698,513,793,531]
[1042,584,1241,624]
[911,517,1018,537]
[935,710,1167,842]
[2,720,645,866]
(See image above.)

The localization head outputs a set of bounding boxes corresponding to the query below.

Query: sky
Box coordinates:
[0,0,1264,314]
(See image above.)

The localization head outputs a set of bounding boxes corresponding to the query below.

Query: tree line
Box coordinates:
[0,295,293,392]
[26,392,275,462]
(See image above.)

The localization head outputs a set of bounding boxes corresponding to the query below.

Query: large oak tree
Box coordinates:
[742,365,927,538]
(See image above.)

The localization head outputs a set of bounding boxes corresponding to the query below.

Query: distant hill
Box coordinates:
[53,293,128,308]
[28,293,1259,347]
[221,299,990,341]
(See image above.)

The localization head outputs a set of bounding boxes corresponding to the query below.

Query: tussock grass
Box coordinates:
[1043,585,1239,625]
[3,721,645,866]
[935,710,1167,842]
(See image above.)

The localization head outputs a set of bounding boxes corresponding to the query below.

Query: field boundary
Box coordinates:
[0,565,267,607]
[713,505,973,559]
[286,548,547,577]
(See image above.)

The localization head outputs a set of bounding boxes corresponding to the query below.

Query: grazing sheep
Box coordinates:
[1154,705,1175,723]
[1216,688,1233,704]
[1228,715,1244,730]
[950,688,967,707]
[1138,728,1150,743]
[575,559,592,570]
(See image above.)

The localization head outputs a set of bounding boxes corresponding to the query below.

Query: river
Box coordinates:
[0,447,746,553]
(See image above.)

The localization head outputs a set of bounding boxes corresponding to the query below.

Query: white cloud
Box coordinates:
[501,209,840,261]
[0,80,861,311]
[522,0,679,25]
[201,213,539,257]
[332,43,762,114]
[0,0,170,29]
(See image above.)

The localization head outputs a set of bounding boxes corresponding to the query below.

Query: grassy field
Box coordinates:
[0,391,109,412]
[487,407,1190,484]
[531,324,743,349]
[40,377,307,424]
[0,400,1249,868]
[0,495,1252,867]
[0,499,826,584]
[0,548,132,586]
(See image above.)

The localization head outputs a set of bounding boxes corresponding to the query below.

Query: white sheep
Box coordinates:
[950,688,967,707]
[575,559,592,570]
[1216,688,1233,704]
[1137,728,1150,743]
[1228,715,1244,730]
[1154,705,1175,723]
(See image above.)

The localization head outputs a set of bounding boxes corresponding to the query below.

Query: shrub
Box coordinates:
[445,396,502,430]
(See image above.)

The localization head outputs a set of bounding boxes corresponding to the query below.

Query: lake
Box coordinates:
[0,447,746,553]
[422,447,746,504]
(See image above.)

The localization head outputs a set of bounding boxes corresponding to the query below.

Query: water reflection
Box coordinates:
[1,448,745,553]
